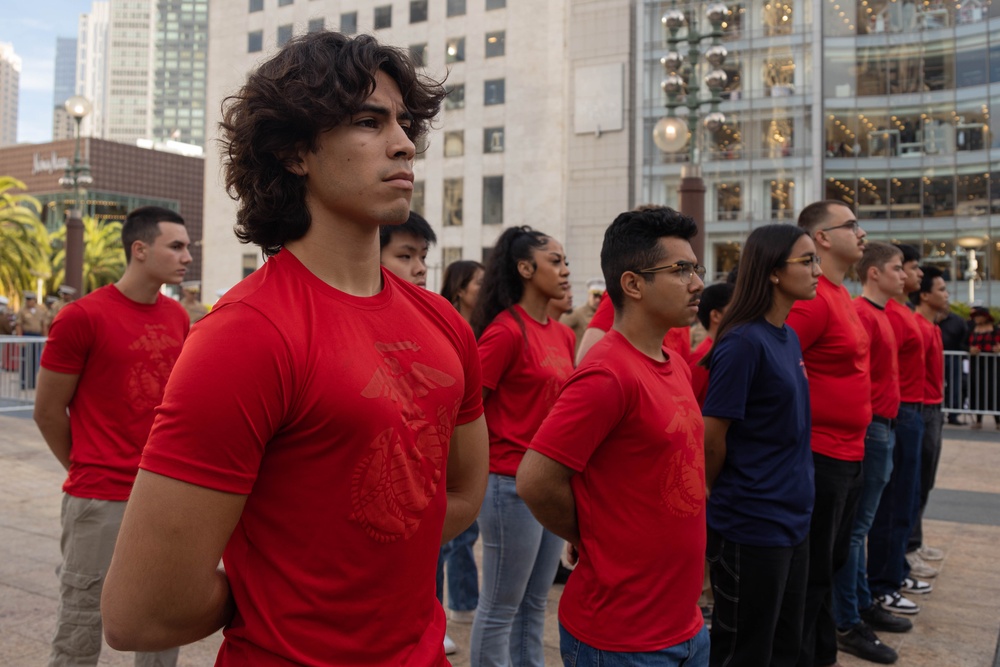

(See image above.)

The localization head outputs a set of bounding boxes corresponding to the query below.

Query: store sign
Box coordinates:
[32,151,69,175]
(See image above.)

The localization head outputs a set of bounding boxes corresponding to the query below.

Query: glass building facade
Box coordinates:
[641,0,1000,305]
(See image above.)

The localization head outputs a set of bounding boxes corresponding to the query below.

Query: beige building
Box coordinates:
[201,0,635,299]
[0,42,20,147]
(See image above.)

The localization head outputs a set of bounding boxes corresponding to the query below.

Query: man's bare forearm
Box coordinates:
[34,408,72,471]
[516,450,580,544]
[442,490,482,543]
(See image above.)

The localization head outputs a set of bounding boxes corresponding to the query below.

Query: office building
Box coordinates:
[0,42,20,147]
[52,37,79,141]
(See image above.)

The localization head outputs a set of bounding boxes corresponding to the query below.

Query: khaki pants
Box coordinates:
[50,494,179,667]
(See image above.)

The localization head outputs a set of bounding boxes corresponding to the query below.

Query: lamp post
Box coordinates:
[653,2,730,263]
[957,236,987,304]
[58,95,93,296]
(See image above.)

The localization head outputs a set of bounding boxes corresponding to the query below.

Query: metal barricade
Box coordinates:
[0,335,45,413]
[943,350,1000,419]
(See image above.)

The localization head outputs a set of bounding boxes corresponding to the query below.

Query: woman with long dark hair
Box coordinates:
[469,226,575,667]
[701,223,822,667]
[441,260,484,324]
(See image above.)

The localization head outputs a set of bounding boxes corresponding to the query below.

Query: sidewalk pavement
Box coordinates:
[1,414,998,666]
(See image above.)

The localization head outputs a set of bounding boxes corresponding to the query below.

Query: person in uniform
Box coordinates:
[0,296,13,335]
[16,291,46,389]
[180,281,209,324]
[560,278,604,352]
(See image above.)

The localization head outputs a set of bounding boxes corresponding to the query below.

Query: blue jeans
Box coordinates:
[436,521,480,612]
[832,420,894,629]
[470,473,563,667]
[909,404,943,552]
[868,404,923,596]
[560,623,709,667]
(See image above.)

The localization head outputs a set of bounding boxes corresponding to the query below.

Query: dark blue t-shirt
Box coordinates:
[703,319,814,547]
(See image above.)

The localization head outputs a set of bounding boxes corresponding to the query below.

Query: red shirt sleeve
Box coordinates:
[786,293,831,352]
[478,316,520,391]
[40,303,95,374]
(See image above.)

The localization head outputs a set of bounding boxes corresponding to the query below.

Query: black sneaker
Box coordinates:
[837,622,898,664]
[860,604,913,633]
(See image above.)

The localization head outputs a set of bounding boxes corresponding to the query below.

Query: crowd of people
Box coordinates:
[11,29,995,667]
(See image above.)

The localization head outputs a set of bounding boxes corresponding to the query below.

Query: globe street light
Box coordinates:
[58,95,93,296]
[655,2,730,263]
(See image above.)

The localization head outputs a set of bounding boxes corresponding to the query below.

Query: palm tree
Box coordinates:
[0,177,51,308]
[49,216,126,294]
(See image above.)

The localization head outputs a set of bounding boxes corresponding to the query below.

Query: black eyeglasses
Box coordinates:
[785,254,822,267]
[820,220,861,235]
[635,261,707,283]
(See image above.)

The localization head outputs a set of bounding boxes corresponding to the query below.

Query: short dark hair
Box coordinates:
[857,242,902,284]
[697,282,735,329]
[221,31,446,256]
[910,264,944,305]
[380,211,437,248]
[797,200,851,235]
[600,206,697,312]
[122,206,185,263]
[894,243,921,265]
[440,260,484,308]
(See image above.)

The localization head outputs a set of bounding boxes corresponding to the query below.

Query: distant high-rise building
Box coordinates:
[0,42,20,147]
[76,0,208,148]
[52,37,78,141]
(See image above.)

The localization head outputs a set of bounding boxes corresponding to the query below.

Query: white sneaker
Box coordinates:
[906,552,939,579]
[917,545,944,561]
[902,577,933,594]
[443,634,457,655]
[877,591,921,615]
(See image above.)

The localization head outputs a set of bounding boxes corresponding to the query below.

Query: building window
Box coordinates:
[248,30,263,53]
[447,0,466,17]
[308,18,324,33]
[483,176,503,225]
[485,31,505,58]
[278,0,293,5]
[445,84,465,110]
[249,0,263,13]
[446,37,465,63]
[409,43,427,67]
[484,78,505,105]
[242,253,258,279]
[374,5,392,29]
[481,247,494,263]
[277,24,293,47]
[715,182,741,220]
[443,246,463,267]
[484,127,504,153]
[340,11,357,34]
[410,0,428,23]
[444,131,465,157]
[768,179,795,220]
[443,179,464,226]
[486,0,505,8]
[412,181,426,216]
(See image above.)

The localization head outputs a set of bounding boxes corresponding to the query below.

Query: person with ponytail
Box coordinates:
[469,226,574,667]
[701,223,822,667]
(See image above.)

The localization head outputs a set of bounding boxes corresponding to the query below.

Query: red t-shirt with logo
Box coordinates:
[479,305,575,476]
[688,336,713,407]
[914,312,944,405]
[140,251,483,667]
[885,299,925,404]
[854,298,900,419]
[530,330,705,651]
[787,276,871,461]
[40,285,189,501]
[586,293,692,364]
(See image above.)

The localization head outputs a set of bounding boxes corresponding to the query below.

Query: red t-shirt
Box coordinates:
[885,299,925,404]
[688,336,713,408]
[140,251,483,667]
[40,285,189,501]
[914,312,944,405]
[787,276,871,461]
[530,330,705,652]
[479,305,575,476]
[854,298,900,419]
[587,293,692,364]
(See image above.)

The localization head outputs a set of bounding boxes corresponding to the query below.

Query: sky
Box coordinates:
[0,1,93,144]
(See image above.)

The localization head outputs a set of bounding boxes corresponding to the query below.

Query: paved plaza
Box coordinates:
[1,411,998,666]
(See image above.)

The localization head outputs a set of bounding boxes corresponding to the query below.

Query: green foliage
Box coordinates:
[0,177,51,309]
[49,216,126,294]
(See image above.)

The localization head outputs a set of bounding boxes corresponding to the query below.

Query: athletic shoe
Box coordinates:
[837,622,898,664]
[449,609,476,624]
[917,545,944,561]
[443,634,457,655]
[905,552,939,578]
[860,604,913,633]
[902,577,933,594]
[877,591,920,615]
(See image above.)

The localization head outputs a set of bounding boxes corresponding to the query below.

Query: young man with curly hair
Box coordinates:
[102,32,488,666]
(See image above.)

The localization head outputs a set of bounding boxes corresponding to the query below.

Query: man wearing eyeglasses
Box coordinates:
[786,201,871,667]
[518,206,710,666]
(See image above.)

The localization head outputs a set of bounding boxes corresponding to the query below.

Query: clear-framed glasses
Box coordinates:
[785,254,822,267]
[635,261,707,283]
[820,220,861,235]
